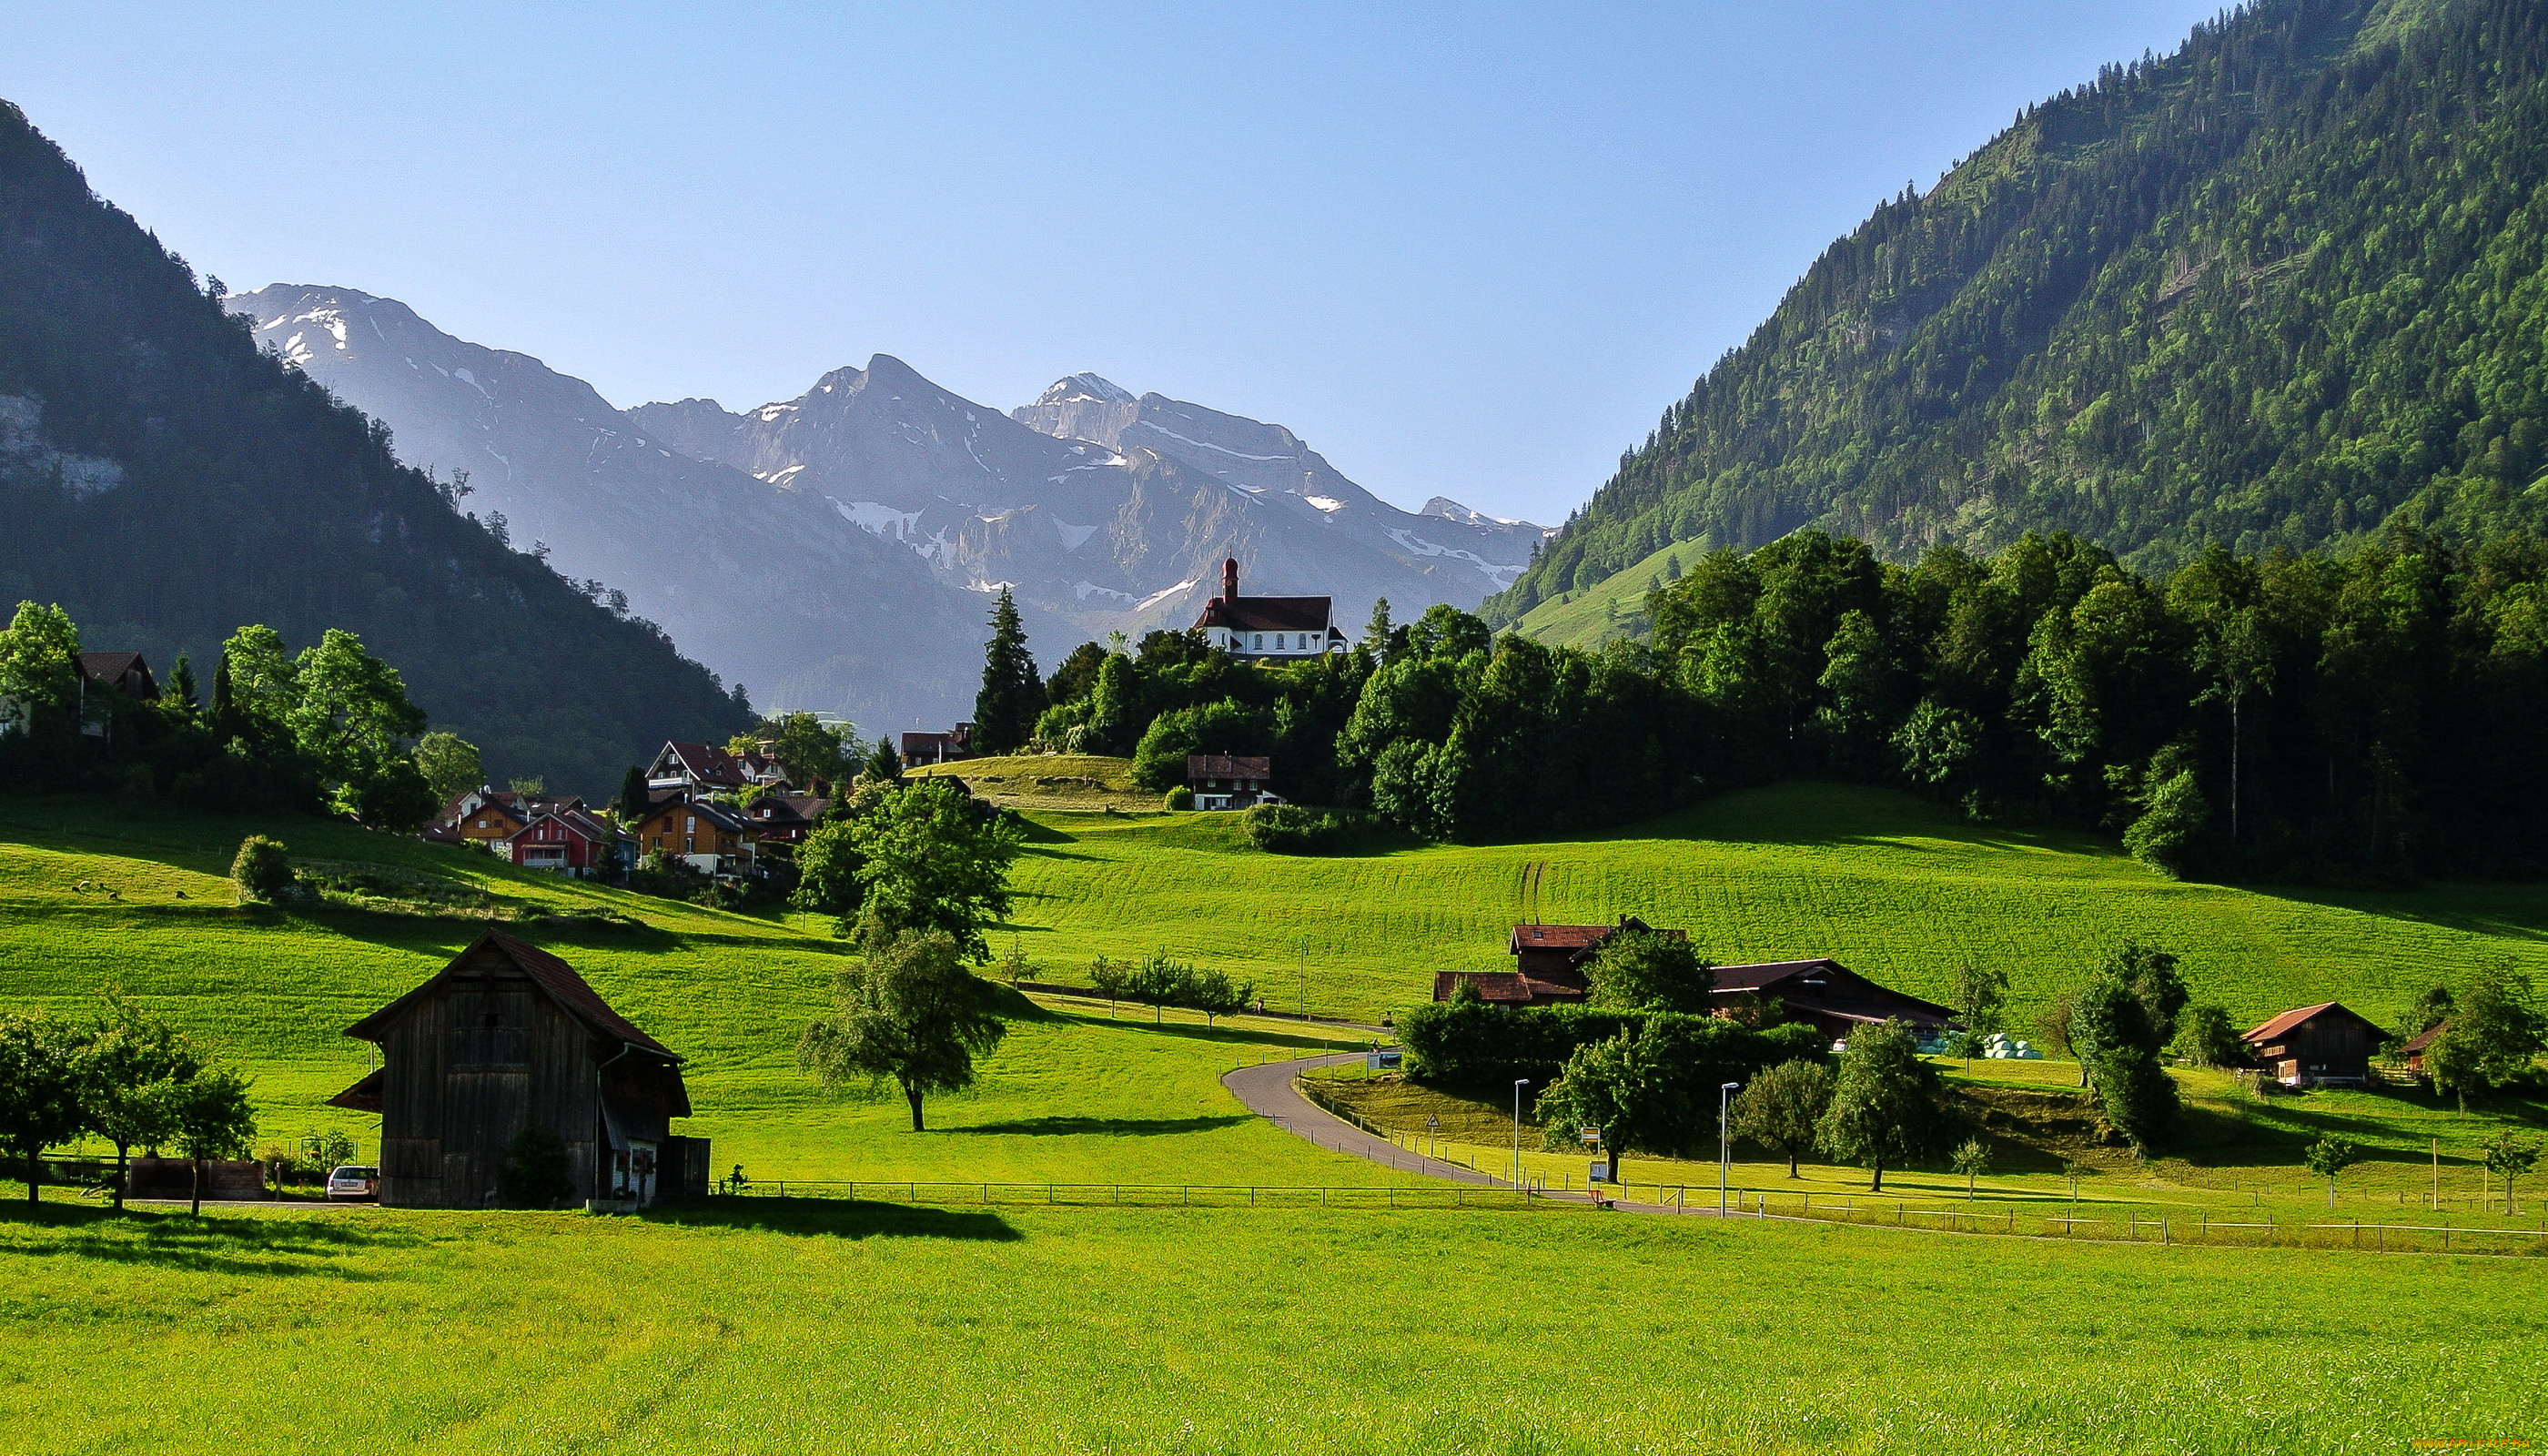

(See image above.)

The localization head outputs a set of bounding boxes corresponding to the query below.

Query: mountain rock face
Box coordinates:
[633,362,1547,649]
[228,286,986,735]
[0,103,747,794]
[1497,0,2548,623]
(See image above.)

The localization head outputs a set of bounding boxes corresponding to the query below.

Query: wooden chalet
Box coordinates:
[1193,558,1342,660]
[2242,1002,2381,1087]
[1431,918,1685,1006]
[509,805,617,877]
[631,792,753,876]
[901,723,976,766]
[743,793,828,858]
[329,933,704,1208]
[2399,1020,2448,1079]
[645,740,747,794]
[1708,959,1959,1046]
[1186,753,1276,811]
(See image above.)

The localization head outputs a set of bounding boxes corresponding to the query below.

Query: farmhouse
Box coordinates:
[902,722,976,766]
[507,805,617,877]
[631,793,753,876]
[1193,558,1343,660]
[2242,1001,2381,1087]
[1708,959,1960,1045]
[743,792,829,858]
[1187,753,1278,811]
[328,933,704,1208]
[1431,918,1685,1006]
[645,740,747,795]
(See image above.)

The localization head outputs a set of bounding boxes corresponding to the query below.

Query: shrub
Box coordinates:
[1242,804,1369,854]
[499,1126,576,1208]
[1398,998,1823,1097]
[229,835,294,903]
[1163,786,1195,811]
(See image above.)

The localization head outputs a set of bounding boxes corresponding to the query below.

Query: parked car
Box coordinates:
[325,1165,379,1201]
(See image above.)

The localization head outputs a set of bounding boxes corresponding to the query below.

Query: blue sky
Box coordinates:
[4,1,2221,523]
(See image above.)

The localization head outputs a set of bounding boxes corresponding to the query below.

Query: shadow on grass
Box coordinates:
[642,1197,1021,1241]
[0,1202,423,1277]
[941,1114,1252,1138]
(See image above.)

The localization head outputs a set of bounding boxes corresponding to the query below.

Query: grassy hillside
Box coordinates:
[4,1198,2540,1452]
[5,781,2546,1184]
[0,798,1399,1185]
[1002,781,2548,1026]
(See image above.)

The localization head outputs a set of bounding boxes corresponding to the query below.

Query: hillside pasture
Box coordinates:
[996,779,2548,1026]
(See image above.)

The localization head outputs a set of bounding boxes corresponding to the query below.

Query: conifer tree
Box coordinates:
[971,589,1042,756]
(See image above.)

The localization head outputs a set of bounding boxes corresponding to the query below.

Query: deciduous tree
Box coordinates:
[0,1011,87,1205]
[2302,1135,2363,1209]
[167,1065,258,1217]
[1814,1018,1950,1193]
[798,930,1009,1132]
[80,993,202,1212]
[846,780,1022,962]
[1728,1058,1834,1178]
[414,731,483,804]
[1585,928,1715,1015]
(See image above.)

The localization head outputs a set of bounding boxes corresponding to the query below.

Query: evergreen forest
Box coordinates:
[0,102,750,795]
[1494,0,2548,618]
[1031,521,2548,885]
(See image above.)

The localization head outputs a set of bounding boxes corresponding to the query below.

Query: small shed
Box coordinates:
[2240,1001,2381,1087]
[2399,1019,2448,1078]
[329,932,703,1208]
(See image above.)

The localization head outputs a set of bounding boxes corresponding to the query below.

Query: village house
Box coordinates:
[734,748,791,789]
[1433,918,1686,1006]
[1707,959,1961,1046]
[1193,558,1343,660]
[743,792,828,859]
[1433,927,1962,1046]
[630,793,753,877]
[76,651,158,740]
[329,933,704,1208]
[2241,1002,2382,1087]
[644,740,747,795]
[1186,754,1279,811]
[507,804,618,877]
[901,723,975,766]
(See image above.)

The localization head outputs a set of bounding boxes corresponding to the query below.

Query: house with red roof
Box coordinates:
[507,805,618,877]
[644,740,746,795]
[2241,1002,2381,1087]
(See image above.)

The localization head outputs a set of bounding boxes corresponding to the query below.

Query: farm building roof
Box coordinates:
[346,932,680,1060]
[1508,918,1683,954]
[1431,970,1587,1005]
[2399,1020,2448,1055]
[2240,1002,2380,1046]
[1188,754,1270,780]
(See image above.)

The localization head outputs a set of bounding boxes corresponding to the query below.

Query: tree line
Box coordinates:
[0,993,256,1216]
[970,524,2548,884]
[0,599,465,833]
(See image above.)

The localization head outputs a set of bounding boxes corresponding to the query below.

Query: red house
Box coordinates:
[508,806,616,877]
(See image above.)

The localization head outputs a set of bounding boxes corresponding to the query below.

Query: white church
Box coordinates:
[1192,558,1344,659]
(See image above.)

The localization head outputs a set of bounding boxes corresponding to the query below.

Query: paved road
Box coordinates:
[1221,1054,1728,1217]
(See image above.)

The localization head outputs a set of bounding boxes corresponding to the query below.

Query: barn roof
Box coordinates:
[345,932,679,1059]
[2241,1001,2379,1046]
[1708,958,1846,991]
[1431,970,1585,1004]
[1508,918,1683,954]
[2399,1020,2448,1056]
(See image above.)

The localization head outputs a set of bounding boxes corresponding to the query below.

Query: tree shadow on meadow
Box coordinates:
[940,1114,1252,1138]
[642,1198,1021,1242]
[0,1202,423,1279]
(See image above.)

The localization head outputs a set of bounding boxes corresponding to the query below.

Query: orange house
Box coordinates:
[631,794,753,875]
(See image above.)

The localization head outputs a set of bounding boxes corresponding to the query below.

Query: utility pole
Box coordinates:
[1719,1082,1741,1215]
[1511,1079,1531,1189]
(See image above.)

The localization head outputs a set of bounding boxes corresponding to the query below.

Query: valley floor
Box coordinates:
[4,1196,2541,1456]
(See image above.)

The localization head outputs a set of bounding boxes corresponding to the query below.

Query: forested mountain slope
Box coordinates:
[1495,0,2548,623]
[0,103,748,793]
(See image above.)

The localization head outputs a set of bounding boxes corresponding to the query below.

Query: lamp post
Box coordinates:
[1511,1078,1531,1189]
[1719,1082,1741,1215]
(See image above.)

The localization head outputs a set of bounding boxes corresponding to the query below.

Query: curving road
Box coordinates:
[1220,1054,1727,1216]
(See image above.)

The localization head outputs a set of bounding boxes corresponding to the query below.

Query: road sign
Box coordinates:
[1425,1114,1441,1130]
[1586,1162,1610,1183]
[1580,1127,1602,1146]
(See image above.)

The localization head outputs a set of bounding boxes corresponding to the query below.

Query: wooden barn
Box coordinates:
[329,933,705,1209]
[1708,959,1961,1046]
[2241,1002,2381,1087]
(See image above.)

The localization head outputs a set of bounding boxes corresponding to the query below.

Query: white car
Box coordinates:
[325,1165,379,1201]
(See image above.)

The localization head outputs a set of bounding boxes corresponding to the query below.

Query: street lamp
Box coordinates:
[1512,1078,1531,1190]
[1719,1082,1742,1215]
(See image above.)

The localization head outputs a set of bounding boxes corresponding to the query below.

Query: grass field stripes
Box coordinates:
[716,1181,1542,1210]
[1679,1190,2548,1255]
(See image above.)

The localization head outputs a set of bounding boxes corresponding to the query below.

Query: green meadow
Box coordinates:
[993,775,2548,1027]
[3,1197,2541,1456]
